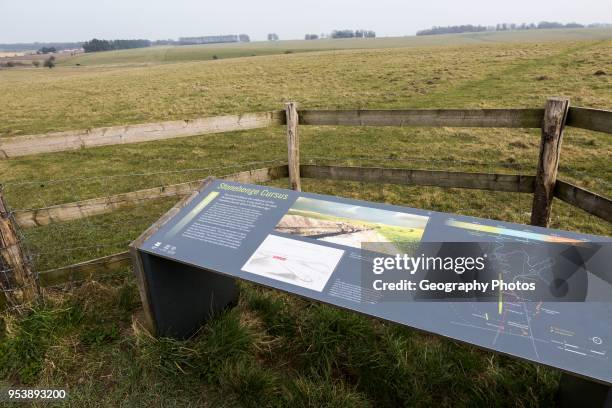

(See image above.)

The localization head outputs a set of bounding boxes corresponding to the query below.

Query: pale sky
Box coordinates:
[1,0,611,43]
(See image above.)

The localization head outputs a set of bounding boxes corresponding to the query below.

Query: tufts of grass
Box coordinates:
[135,307,258,380]
[195,308,258,382]
[241,284,301,338]
[79,325,120,347]
[286,376,370,408]
[0,306,82,384]
[0,272,563,406]
[217,358,283,407]
[296,305,379,378]
[0,33,608,406]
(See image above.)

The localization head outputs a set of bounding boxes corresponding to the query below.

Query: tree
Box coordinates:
[43,56,56,69]
[537,21,564,29]
[238,34,250,42]
[331,30,355,39]
[37,46,56,54]
[267,33,279,41]
[82,38,151,53]
[417,25,486,36]
[304,34,319,40]
[412,21,591,36]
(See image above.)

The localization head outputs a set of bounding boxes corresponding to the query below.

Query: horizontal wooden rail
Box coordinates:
[2,106,609,161]
[14,164,611,231]
[0,111,285,159]
[298,109,544,128]
[566,107,612,134]
[554,181,612,222]
[38,251,131,287]
[15,165,289,228]
[301,165,536,192]
[34,167,612,288]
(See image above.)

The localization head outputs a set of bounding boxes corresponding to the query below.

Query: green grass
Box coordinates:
[1,37,611,138]
[54,28,612,67]
[0,277,560,407]
[0,32,610,406]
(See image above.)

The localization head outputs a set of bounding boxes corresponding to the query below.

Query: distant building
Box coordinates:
[178,35,240,45]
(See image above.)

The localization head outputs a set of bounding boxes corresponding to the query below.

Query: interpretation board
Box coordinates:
[130,178,612,387]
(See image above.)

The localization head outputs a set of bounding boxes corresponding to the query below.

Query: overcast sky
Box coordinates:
[1,0,611,43]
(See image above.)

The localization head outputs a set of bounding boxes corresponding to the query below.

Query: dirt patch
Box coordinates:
[509,140,529,149]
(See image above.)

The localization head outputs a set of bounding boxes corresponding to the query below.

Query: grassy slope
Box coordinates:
[0,33,611,407]
[55,28,612,67]
[0,37,611,138]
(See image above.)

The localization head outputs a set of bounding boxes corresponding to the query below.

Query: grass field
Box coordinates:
[1,31,611,137]
[53,28,612,67]
[0,29,611,407]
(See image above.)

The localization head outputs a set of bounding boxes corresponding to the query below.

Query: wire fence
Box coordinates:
[3,159,288,275]
[0,151,609,303]
[0,184,39,312]
[299,154,536,222]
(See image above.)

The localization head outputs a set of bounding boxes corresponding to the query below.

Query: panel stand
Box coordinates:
[135,251,237,338]
[130,177,238,338]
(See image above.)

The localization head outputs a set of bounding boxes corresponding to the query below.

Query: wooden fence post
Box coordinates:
[286,102,301,191]
[0,189,38,307]
[531,97,570,227]
[0,291,6,313]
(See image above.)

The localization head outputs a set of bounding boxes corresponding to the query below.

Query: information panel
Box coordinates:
[138,179,612,384]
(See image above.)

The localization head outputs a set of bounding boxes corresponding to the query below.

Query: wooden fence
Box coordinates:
[1,98,611,309]
[0,111,285,158]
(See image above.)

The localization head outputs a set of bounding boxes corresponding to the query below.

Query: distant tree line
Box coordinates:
[417,22,610,36]
[0,42,82,52]
[301,30,375,40]
[82,39,151,53]
[417,25,487,36]
[37,47,56,54]
[331,29,376,39]
[267,33,279,41]
[177,34,250,45]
